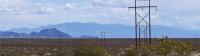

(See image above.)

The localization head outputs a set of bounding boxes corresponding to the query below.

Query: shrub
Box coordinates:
[120,47,137,56]
[73,46,109,56]
[151,37,193,56]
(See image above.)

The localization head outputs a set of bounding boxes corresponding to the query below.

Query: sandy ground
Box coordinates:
[191,53,200,56]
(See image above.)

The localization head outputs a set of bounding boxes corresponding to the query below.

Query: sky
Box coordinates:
[0,0,199,31]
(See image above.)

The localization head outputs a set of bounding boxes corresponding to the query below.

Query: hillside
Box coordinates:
[0,28,71,38]
[8,22,200,38]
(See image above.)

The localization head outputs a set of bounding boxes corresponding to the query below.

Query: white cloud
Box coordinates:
[0,0,60,15]
[0,0,28,6]
[35,6,56,14]
[0,0,28,15]
[89,0,134,8]
[153,0,200,30]
[0,0,200,31]
[65,3,77,10]
[45,7,56,13]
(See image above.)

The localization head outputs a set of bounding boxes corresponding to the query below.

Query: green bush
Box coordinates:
[150,37,192,56]
[120,47,137,56]
[73,46,109,56]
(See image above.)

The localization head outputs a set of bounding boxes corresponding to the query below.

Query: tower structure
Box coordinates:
[100,31,106,47]
[128,0,157,55]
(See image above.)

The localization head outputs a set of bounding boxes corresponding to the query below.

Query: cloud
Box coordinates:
[0,0,200,31]
[89,0,134,8]
[65,3,78,10]
[153,0,200,30]
[89,0,200,30]
[0,0,60,15]
[34,7,55,14]
[0,0,28,6]
[0,0,28,15]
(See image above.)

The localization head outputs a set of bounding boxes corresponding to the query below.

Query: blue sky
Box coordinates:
[0,0,199,31]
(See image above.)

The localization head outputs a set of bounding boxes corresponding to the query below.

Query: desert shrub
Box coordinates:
[73,46,109,56]
[152,38,177,56]
[120,47,137,56]
[151,36,193,56]
[174,41,192,56]
[54,48,69,56]
[120,45,151,56]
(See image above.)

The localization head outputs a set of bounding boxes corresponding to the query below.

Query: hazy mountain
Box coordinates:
[0,31,28,37]
[151,25,200,38]
[30,28,71,37]
[79,35,99,38]
[0,28,71,38]
[8,22,200,38]
[9,22,133,37]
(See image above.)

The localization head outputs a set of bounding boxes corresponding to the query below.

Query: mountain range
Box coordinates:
[7,22,200,38]
[0,28,71,38]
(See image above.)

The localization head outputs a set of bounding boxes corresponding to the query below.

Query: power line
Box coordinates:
[100,31,106,47]
[128,0,157,55]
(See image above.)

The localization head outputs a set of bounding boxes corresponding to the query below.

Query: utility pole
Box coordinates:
[100,31,106,47]
[128,0,157,55]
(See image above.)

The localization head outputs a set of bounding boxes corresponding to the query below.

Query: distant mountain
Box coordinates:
[30,28,71,37]
[151,25,200,38]
[0,28,71,38]
[9,22,134,37]
[8,22,200,38]
[79,35,99,38]
[0,31,28,37]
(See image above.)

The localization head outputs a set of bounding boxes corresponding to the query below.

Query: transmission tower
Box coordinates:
[100,31,106,47]
[128,0,157,55]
